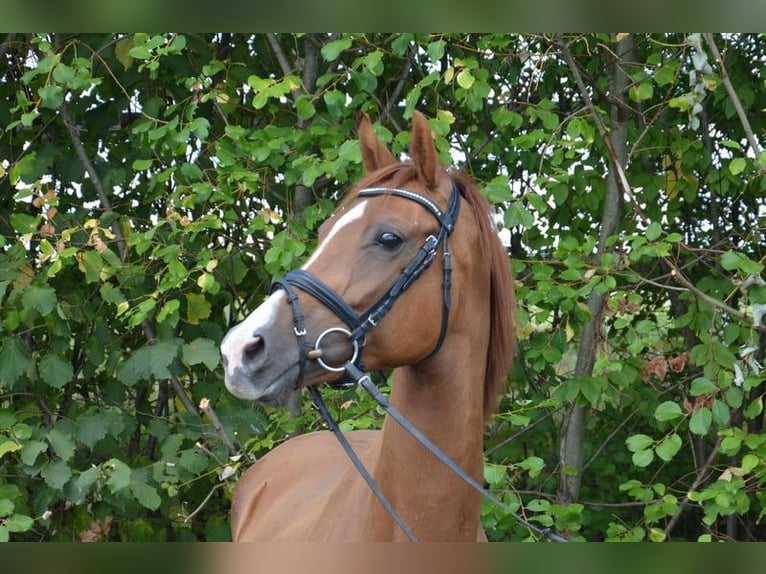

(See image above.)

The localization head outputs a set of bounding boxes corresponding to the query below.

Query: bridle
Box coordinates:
[269,180,567,542]
[271,181,461,382]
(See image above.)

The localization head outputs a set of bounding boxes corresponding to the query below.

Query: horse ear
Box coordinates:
[409,111,439,188]
[358,113,396,173]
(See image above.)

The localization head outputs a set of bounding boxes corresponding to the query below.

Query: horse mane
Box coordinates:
[451,169,516,418]
[345,163,517,419]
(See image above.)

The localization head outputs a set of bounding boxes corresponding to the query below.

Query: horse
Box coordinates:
[220,111,516,541]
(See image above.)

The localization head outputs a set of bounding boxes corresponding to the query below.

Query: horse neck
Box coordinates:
[370,287,490,540]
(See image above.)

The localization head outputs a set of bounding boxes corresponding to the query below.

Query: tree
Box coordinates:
[1,33,764,541]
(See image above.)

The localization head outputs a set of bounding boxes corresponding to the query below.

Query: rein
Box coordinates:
[272,182,566,542]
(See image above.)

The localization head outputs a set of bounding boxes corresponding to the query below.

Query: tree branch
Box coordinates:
[142,321,200,417]
[183,483,224,523]
[0,33,16,62]
[60,102,127,260]
[265,33,293,78]
[555,33,632,505]
[560,35,766,335]
[556,36,647,223]
[671,267,766,333]
[582,411,637,472]
[200,397,237,455]
[664,437,721,539]
[702,34,763,159]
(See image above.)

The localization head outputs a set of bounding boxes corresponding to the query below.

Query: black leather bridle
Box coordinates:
[268,180,567,542]
[271,181,461,383]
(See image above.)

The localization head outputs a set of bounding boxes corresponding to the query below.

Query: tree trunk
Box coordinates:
[558,34,632,504]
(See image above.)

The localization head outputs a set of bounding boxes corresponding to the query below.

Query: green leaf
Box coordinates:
[47,424,76,461]
[690,377,716,396]
[518,456,545,478]
[456,69,475,90]
[483,463,507,487]
[178,448,207,474]
[157,299,180,325]
[526,192,549,214]
[629,82,653,102]
[0,410,16,430]
[114,36,135,70]
[117,346,154,386]
[711,399,731,426]
[10,213,39,234]
[689,407,712,436]
[632,449,654,468]
[182,337,220,371]
[80,250,103,283]
[320,37,352,62]
[41,459,72,489]
[100,283,126,307]
[427,40,446,62]
[21,285,57,315]
[655,433,682,462]
[527,498,550,512]
[295,96,316,121]
[191,117,210,140]
[39,353,73,389]
[20,440,47,466]
[0,440,22,458]
[106,458,131,493]
[128,45,152,60]
[132,158,153,170]
[654,62,679,86]
[668,94,692,111]
[645,221,662,242]
[185,293,212,325]
[744,396,763,420]
[76,414,110,449]
[323,90,347,118]
[72,466,100,503]
[0,338,32,389]
[504,203,535,229]
[38,85,64,109]
[0,483,20,500]
[654,400,683,422]
[6,514,34,533]
[363,51,384,76]
[741,454,759,474]
[118,339,179,386]
[720,251,764,275]
[579,376,603,405]
[131,482,161,511]
[626,434,654,452]
[729,157,746,175]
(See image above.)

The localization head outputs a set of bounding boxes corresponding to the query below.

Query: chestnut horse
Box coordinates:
[220,111,516,541]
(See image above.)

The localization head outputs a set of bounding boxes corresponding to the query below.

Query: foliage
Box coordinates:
[1,33,764,541]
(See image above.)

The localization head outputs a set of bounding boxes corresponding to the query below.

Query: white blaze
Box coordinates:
[302,200,369,269]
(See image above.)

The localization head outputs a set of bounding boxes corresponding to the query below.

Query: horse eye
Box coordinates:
[376,232,404,250]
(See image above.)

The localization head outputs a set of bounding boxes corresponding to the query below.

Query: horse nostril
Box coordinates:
[243,335,265,366]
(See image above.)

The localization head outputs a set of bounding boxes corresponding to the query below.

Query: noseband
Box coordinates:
[271,181,461,383]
